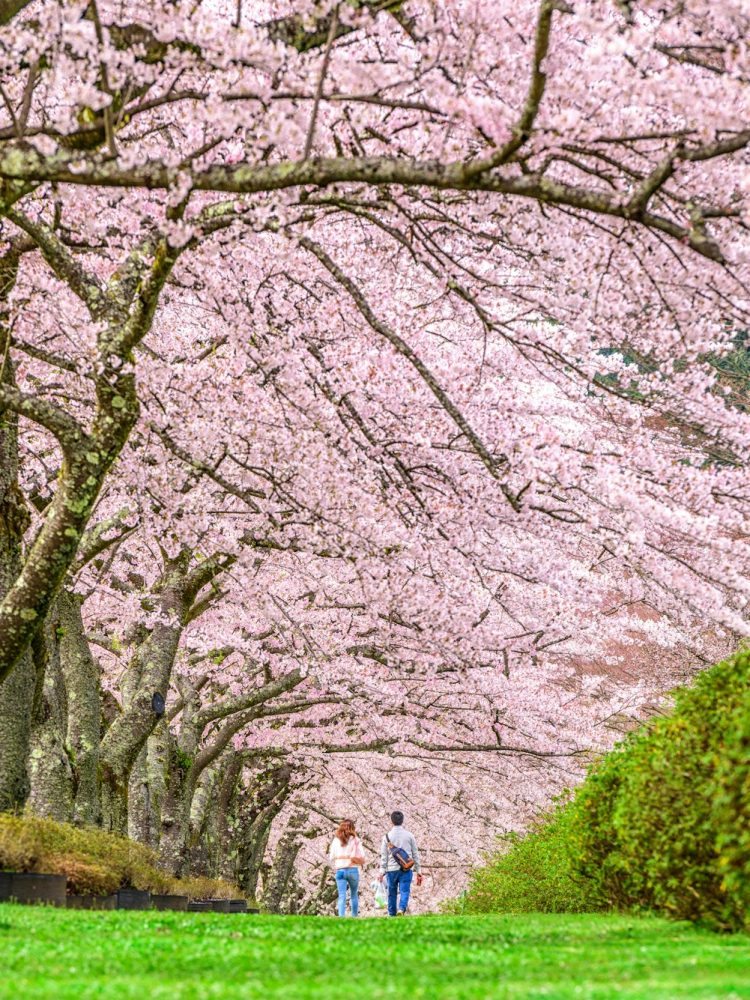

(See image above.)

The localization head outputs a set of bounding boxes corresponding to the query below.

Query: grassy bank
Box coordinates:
[0,907,748,999]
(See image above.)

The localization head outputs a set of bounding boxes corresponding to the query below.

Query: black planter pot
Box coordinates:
[208,898,231,913]
[229,899,248,913]
[67,894,117,910]
[116,888,151,910]
[187,900,213,913]
[151,894,188,911]
[0,873,66,906]
[0,872,12,901]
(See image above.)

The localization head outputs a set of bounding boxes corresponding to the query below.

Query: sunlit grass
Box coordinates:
[1,905,748,999]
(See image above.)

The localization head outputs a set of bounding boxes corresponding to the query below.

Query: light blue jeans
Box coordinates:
[335,866,360,917]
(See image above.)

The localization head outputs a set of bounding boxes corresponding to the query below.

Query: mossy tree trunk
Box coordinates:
[238,761,294,902]
[156,668,305,875]
[300,866,339,915]
[264,808,307,915]
[99,549,231,836]
[24,588,106,825]
[157,729,196,876]
[26,609,75,821]
[0,220,179,688]
[58,589,102,826]
[185,760,225,877]
[0,248,34,811]
[210,753,243,880]
[128,721,169,849]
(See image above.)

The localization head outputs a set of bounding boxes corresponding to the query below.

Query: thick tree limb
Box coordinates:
[6,208,107,318]
[0,145,734,261]
[410,740,587,758]
[0,382,89,455]
[194,668,304,729]
[74,508,137,572]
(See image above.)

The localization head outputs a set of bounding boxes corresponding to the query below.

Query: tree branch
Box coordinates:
[194,668,305,729]
[464,0,570,175]
[6,207,108,318]
[74,508,137,571]
[299,236,519,507]
[0,381,90,456]
[0,147,739,261]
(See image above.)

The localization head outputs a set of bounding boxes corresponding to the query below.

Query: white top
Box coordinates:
[329,834,364,870]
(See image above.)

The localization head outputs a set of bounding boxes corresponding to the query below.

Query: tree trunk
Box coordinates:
[99,556,191,834]
[300,866,339,915]
[26,613,74,821]
[58,590,101,826]
[237,762,293,901]
[128,722,169,848]
[187,763,224,877]
[0,314,34,811]
[127,746,150,844]
[212,754,242,880]
[157,735,196,876]
[0,647,36,810]
[264,809,306,915]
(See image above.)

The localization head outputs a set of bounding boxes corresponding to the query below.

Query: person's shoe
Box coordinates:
[396,911,405,916]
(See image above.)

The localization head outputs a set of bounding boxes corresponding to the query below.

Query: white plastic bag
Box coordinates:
[371,879,387,909]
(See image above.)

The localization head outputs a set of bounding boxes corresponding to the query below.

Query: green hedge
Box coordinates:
[457,649,750,929]
[450,803,605,915]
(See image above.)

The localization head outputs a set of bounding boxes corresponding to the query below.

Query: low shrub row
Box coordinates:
[449,800,606,916]
[0,813,240,900]
[455,649,750,930]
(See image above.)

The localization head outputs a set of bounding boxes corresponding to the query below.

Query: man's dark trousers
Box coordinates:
[386,869,413,915]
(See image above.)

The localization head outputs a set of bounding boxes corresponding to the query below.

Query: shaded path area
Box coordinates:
[1,907,749,998]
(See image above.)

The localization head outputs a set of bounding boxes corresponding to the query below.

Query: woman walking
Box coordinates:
[329,819,365,917]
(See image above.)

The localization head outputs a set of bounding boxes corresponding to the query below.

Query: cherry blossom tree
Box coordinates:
[0,0,749,900]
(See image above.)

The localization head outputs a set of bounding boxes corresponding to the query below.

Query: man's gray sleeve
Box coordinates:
[380,836,389,873]
[410,834,421,873]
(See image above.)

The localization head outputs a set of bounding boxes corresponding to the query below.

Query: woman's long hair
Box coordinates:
[335,819,356,846]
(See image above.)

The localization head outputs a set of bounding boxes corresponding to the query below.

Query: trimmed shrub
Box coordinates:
[457,649,750,929]
[0,814,240,899]
[44,855,120,896]
[0,814,168,892]
[452,803,606,914]
[708,682,750,922]
[589,650,750,927]
[0,814,41,873]
[170,876,237,901]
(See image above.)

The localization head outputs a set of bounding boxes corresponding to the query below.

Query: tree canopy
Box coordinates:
[0,0,748,908]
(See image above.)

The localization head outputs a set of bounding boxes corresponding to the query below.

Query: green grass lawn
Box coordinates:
[1,906,749,999]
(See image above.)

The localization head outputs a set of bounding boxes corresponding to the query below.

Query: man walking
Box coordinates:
[379,810,423,916]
